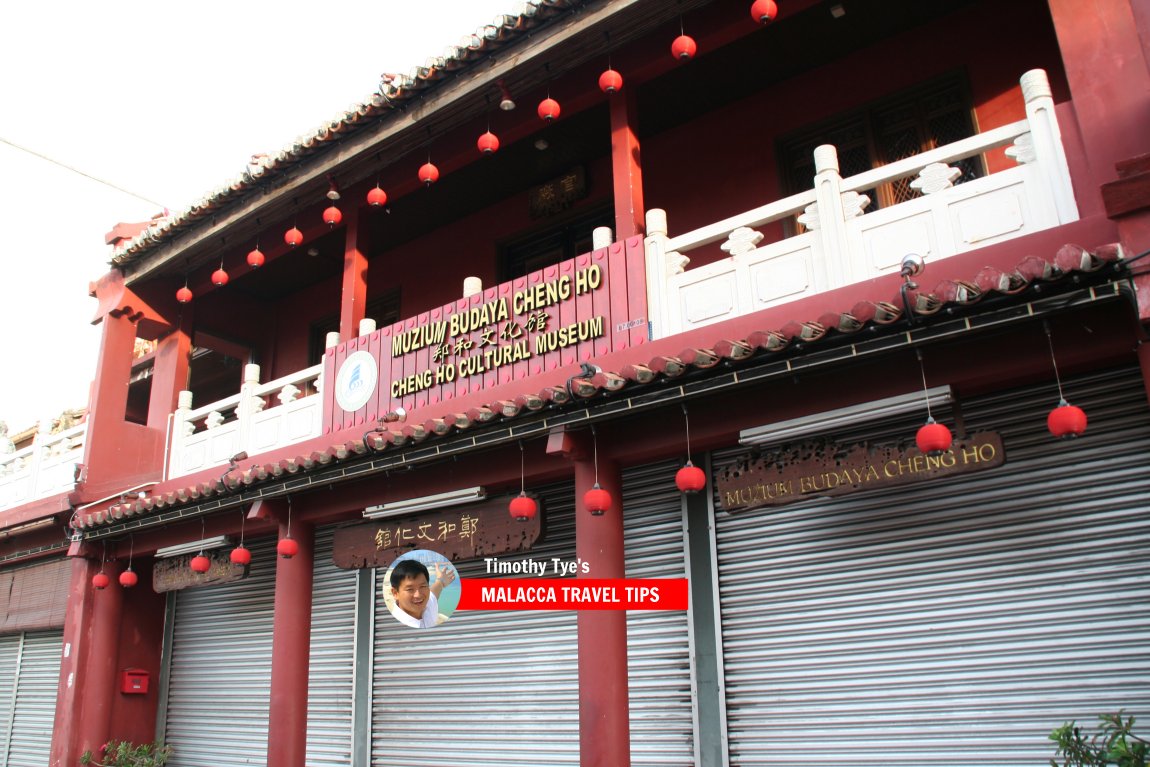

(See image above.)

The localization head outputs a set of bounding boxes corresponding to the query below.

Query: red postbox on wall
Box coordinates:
[120,668,149,695]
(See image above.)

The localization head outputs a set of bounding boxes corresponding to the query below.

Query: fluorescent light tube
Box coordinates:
[364,486,486,519]
[739,386,952,446]
[155,535,233,558]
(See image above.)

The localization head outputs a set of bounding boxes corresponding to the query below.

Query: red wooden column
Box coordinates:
[339,206,369,341]
[1047,0,1150,212]
[146,321,192,431]
[550,428,631,767]
[69,557,124,761]
[266,518,315,767]
[610,88,645,240]
[50,557,104,766]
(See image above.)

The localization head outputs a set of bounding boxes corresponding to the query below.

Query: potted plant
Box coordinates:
[1051,712,1147,767]
[79,740,172,767]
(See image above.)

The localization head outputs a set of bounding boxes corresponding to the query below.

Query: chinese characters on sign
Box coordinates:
[332,497,544,569]
[388,263,607,400]
[716,432,1006,511]
[528,167,587,218]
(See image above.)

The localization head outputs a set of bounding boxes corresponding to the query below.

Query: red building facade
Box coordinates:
[0,1,1147,765]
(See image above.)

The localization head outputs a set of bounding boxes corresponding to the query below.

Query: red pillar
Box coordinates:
[266,520,314,767]
[574,451,631,767]
[609,88,645,240]
[51,556,123,765]
[1047,0,1150,211]
[146,321,192,431]
[339,206,369,341]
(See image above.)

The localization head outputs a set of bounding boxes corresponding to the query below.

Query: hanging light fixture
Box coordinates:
[366,183,388,207]
[277,496,298,558]
[323,205,343,227]
[750,0,779,24]
[477,129,500,155]
[583,427,612,515]
[672,19,697,61]
[1045,321,1088,439]
[247,242,265,268]
[675,405,707,494]
[510,441,538,521]
[211,259,229,287]
[326,178,341,201]
[119,536,138,588]
[230,507,252,565]
[190,519,212,573]
[599,67,623,94]
[418,156,440,187]
[914,349,952,456]
[498,79,516,111]
[176,277,193,304]
[284,223,303,247]
[537,96,561,122]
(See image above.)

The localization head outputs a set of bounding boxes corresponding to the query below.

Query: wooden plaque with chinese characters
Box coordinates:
[331,496,544,569]
[153,550,248,593]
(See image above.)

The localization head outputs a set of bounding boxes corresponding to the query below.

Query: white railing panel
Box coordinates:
[646,70,1079,339]
[168,364,324,480]
[0,423,85,513]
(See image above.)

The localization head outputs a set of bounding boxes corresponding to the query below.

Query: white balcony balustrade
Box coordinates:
[168,362,325,479]
[0,422,85,512]
[644,69,1078,337]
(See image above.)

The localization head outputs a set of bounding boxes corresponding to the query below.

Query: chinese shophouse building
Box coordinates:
[0,0,1147,765]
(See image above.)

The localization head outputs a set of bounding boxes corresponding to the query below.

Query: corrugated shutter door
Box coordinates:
[714,367,1150,766]
[622,461,693,766]
[371,481,579,766]
[5,631,62,767]
[165,536,276,767]
[0,634,20,766]
[306,525,357,766]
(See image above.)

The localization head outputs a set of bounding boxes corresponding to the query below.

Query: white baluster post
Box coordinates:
[810,145,854,286]
[237,363,261,456]
[1020,69,1079,224]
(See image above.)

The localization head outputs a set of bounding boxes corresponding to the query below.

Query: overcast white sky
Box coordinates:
[0,0,518,432]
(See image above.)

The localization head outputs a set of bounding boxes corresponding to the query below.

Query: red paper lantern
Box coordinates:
[230,545,252,565]
[211,267,229,286]
[1048,402,1087,439]
[277,537,299,559]
[323,205,342,227]
[509,493,538,521]
[598,68,623,94]
[284,226,303,247]
[418,162,440,186]
[915,419,952,456]
[750,0,778,24]
[92,572,110,590]
[247,247,265,268]
[367,186,388,207]
[477,130,500,155]
[176,286,193,303]
[671,34,697,61]
[537,97,561,122]
[584,484,612,516]
[190,554,211,573]
[119,568,138,588]
[675,462,707,494]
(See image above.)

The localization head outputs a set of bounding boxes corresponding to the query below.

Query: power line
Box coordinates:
[0,136,168,210]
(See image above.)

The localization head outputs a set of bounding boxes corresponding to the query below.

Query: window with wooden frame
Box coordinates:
[778,73,985,224]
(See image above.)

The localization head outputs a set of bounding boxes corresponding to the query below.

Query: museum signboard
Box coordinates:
[717,432,1006,512]
[323,245,649,431]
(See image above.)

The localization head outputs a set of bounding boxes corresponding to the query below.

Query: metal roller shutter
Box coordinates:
[164,536,276,767]
[371,480,579,767]
[714,367,1150,766]
[5,631,63,767]
[0,634,20,766]
[306,525,358,766]
[622,461,694,766]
